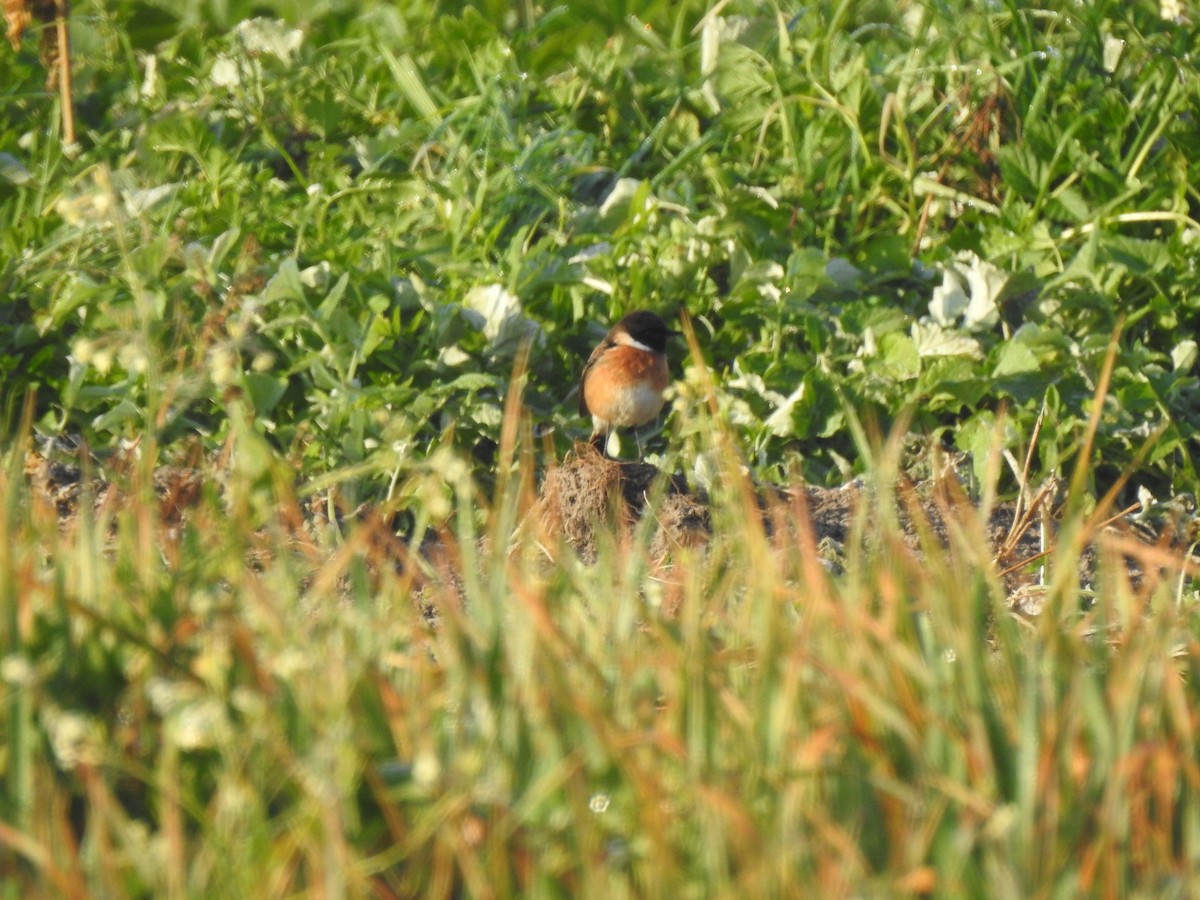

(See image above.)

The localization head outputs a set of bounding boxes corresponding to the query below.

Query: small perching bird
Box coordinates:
[578,310,681,455]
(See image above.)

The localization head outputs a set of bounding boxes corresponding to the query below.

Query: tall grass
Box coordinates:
[1,406,1196,898]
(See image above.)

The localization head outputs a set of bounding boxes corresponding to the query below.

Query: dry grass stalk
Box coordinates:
[4,0,74,144]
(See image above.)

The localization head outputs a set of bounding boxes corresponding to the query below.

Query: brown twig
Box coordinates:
[1007,398,1047,545]
[992,474,1060,566]
[4,0,74,144]
[53,0,73,145]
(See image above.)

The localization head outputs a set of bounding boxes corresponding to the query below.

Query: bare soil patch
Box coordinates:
[20,444,1200,614]
[538,445,1200,609]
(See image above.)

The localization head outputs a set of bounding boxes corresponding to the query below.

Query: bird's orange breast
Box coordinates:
[582,346,670,428]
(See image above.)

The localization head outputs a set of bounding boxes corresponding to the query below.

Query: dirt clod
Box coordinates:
[539,445,710,562]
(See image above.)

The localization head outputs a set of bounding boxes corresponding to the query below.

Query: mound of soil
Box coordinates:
[539,447,709,562]
[19,442,1199,615]
[537,445,1200,609]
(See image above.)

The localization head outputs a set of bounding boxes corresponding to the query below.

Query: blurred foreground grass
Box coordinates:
[2,0,1198,498]
[2,419,1198,898]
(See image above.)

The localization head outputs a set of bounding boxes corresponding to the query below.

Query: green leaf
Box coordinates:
[261,259,306,303]
[316,274,350,321]
[879,333,920,381]
[1049,186,1089,222]
[956,410,1013,485]
[243,373,288,417]
[992,341,1040,378]
[124,1,182,51]
[91,399,141,433]
[1172,340,1197,372]
[1098,234,1170,275]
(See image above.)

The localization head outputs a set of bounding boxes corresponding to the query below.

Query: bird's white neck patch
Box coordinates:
[614,331,653,352]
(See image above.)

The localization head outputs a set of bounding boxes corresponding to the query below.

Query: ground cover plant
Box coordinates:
[2,0,1200,896]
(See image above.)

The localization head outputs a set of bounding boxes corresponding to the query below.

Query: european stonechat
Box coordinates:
[579,310,681,454]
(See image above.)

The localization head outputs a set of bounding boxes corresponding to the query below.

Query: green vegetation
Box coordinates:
[2,0,1199,896]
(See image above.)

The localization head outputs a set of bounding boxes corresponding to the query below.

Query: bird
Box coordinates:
[579,310,681,455]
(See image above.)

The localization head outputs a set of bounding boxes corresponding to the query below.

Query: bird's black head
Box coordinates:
[614,310,681,353]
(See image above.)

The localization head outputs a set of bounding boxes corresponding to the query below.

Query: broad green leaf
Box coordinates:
[992,341,1040,378]
[879,333,920,380]
[243,373,288,416]
[261,259,306,302]
[1172,340,1197,372]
